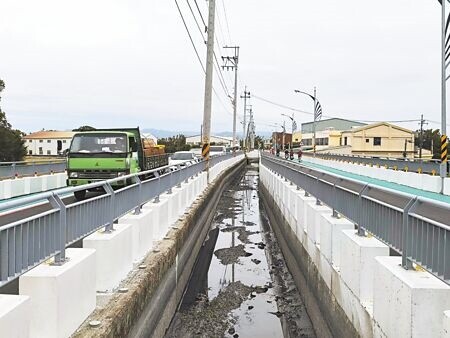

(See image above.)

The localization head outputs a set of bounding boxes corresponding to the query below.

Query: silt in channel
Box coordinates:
[165,163,316,338]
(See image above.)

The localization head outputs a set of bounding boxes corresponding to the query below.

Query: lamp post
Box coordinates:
[294,88,320,156]
[282,113,296,150]
[437,0,449,192]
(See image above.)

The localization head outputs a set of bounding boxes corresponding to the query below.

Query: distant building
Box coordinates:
[340,122,415,158]
[271,132,292,150]
[23,131,75,156]
[299,118,366,151]
[186,135,233,146]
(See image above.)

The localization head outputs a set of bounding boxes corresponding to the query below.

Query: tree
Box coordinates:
[0,80,26,161]
[73,125,96,131]
[158,134,191,153]
[414,129,441,159]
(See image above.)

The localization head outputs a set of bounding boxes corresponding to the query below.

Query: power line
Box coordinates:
[174,0,205,73]
[193,0,207,29]
[174,0,232,116]
[220,0,232,42]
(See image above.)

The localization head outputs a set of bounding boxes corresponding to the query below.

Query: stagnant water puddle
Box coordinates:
[165,163,316,338]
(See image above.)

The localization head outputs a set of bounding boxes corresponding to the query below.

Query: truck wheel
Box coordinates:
[74,190,86,200]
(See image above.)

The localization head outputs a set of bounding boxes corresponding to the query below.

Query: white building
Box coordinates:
[23,131,75,156]
[186,135,233,146]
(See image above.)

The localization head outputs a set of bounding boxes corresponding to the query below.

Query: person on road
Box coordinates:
[298,149,303,161]
[284,149,289,159]
[276,148,280,157]
[290,149,294,160]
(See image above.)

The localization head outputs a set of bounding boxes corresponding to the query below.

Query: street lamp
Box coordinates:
[294,88,322,156]
[281,113,297,150]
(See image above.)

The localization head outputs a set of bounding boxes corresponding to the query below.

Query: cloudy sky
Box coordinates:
[0,0,444,134]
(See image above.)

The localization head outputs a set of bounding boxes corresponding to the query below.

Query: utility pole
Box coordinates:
[441,0,448,191]
[241,87,251,152]
[418,114,428,159]
[222,46,239,154]
[282,120,286,151]
[313,87,317,156]
[202,0,216,183]
[249,108,255,149]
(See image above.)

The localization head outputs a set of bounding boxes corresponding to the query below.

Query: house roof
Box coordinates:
[23,131,76,139]
[342,122,413,134]
[301,118,366,133]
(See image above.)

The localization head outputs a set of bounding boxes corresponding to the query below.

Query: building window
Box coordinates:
[28,139,32,143]
[63,140,67,143]
[39,140,43,143]
[47,150,51,155]
[366,138,370,143]
[374,137,381,146]
[38,147,43,155]
[344,137,348,146]
[28,150,32,155]
[47,140,51,143]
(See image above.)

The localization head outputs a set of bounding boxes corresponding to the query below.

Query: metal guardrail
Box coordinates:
[0,153,240,287]
[0,160,67,179]
[303,152,444,174]
[261,153,450,285]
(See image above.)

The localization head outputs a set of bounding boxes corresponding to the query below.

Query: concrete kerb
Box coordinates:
[71,157,246,338]
[19,248,96,338]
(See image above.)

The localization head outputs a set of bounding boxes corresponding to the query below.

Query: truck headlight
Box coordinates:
[117,172,126,177]
[69,172,78,178]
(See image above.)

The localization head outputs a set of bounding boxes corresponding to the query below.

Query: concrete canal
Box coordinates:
[165,163,316,338]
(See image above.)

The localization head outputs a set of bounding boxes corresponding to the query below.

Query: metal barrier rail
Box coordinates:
[303,152,443,174]
[261,154,450,285]
[0,153,239,287]
[0,160,67,179]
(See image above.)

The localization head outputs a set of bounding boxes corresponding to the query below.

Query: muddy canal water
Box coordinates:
[165,163,315,338]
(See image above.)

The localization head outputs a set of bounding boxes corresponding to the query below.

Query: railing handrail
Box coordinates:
[260,153,450,285]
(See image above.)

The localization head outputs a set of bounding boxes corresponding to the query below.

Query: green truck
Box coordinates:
[67,128,169,200]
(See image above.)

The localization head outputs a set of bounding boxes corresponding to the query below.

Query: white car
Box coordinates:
[209,146,226,157]
[169,151,197,167]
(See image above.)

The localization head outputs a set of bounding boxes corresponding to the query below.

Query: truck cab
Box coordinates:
[67,131,140,199]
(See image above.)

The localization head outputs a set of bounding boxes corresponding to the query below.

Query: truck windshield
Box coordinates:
[171,153,193,160]
[70,134,127,153]
[210,146,224,152]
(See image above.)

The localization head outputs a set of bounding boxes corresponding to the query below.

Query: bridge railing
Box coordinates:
[0,160,67,179]
[0,153,238,287]
[261,153,450,285]
[303,152,443,174]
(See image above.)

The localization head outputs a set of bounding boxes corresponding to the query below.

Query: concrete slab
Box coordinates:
[83,224,133,292]
[0,295,31,338]
[373,256,450,338]
[443,310,450,337]
[19,248,96,338]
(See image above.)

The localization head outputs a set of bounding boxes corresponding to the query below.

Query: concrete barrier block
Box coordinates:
[167,189,180,226]
[318,252,333,290]
[373,256,450,338]
[19,248,96,338]
[305,201,332,245]
[319,214,354,267]
[118,208,154,261]
[83,224,133,292]
[0,180,13,199]
[422,174,441,193]
[445,178,450,196]
[340,230,389,304]
[0,295,31,338]
[443,310,450,337]
[331,267,374,337]
[10,179,25,198]
[156,196,170,238]
[29,176,43,194]
[23,177,31,195]
[296,194,315,235]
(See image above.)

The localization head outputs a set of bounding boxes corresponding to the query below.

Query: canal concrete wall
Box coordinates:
[259,162,450,338]
[0,172,67,200]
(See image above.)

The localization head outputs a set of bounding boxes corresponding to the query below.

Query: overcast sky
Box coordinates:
[0,0,444,134]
